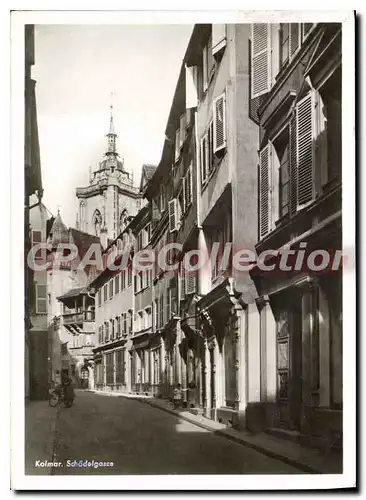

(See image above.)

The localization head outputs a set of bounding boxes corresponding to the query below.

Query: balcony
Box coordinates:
[63,310,95,334]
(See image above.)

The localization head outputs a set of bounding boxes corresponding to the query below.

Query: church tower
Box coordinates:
[75,103,141,246]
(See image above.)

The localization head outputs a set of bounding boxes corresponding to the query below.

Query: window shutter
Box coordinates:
[185,64,198,110]
[296,92,314,209]
[289,23,300,57]
[213,93,226,153]
[289,114,297,215]
[168,199,178,232]
[251,23,271,98]
[182,179,186,214]
[189,165,193,204]
[185,272,196,295]
[200,135,208,184]
[179,267,185,301]
[203,45,208,91]
[175,129,180,161]
[208,122,214,172]
[212,24,227,56]
[259,144,271,239]
[180,114,186,147]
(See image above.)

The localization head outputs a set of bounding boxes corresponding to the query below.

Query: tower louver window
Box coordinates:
[296,92,314,208]
[251,23,271,98]
[259,144,271,239]
[213,93,226,153]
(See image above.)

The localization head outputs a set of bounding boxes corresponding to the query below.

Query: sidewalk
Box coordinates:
[124,395,342,474]
[24,399,59,475]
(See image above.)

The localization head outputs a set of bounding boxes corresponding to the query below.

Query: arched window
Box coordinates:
[92,209,102,236]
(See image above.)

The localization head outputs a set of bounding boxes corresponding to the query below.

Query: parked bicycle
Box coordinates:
[48,386,74,408]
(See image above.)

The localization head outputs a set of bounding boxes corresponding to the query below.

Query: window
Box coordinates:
[168,288,177,320]
[159,294,164,328]
[109,280,113,300]
[31,230,42,246]
[36,284,47,314]
[259,91,317,239]
[138,310,145,331]
[115,349,125,384]
[103,284,107,302]
[101,324,104,343]
[105,353,114,385]
[179,264,185,301]
[146,269,151,288]
[145,307,152,328]
[114,275,119,295]
[273,129,290,218]
[200,134,208,184]
[98,326,102,344]
[105,322,109,342]
[213,93,226,153]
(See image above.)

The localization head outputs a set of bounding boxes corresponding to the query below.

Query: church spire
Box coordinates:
[106,93,117,155]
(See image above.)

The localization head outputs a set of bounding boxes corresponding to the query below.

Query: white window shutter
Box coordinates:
[213,93,226,153]
[259,144,271,239]
[251,23,271,98]
[185,64,198,109]
[212,24,227,56]
[296,92,315,209]
[289,23,300,58]
[168,199,178,232]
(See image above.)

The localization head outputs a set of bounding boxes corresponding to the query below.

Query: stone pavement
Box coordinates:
[92,391,342,474]
[24,399,59,475]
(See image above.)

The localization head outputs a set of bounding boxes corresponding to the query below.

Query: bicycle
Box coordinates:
[48,388,74,408]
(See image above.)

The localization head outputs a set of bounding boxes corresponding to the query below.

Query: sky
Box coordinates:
[33,24,193,227]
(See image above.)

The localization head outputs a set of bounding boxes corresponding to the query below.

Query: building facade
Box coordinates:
[25,25,51,400]
[249,22,342,449]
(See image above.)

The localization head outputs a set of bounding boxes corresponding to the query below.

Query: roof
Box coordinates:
[49,212,69,247]
[69,228,101,260]
[57,287,86,302]
[140,164,158,193]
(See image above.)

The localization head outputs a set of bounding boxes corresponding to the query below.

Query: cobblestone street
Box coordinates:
[25,391,303,475]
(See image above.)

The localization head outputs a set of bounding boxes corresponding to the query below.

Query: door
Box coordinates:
[275,290,302,430]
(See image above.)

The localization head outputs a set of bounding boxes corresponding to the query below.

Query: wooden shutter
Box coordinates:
[180,114,186,147]
[289,113,297,215]
[185,272,196,295]
[259,144,271,239]
[175,129,180,161]
[200,135,208,183]
[212,24,227,56]
[296,92,314,208]
[213,93,226,153]
[251,24,271,98]
[168,199,178,232]
[290,23,300,58]
[179,266,185,301]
